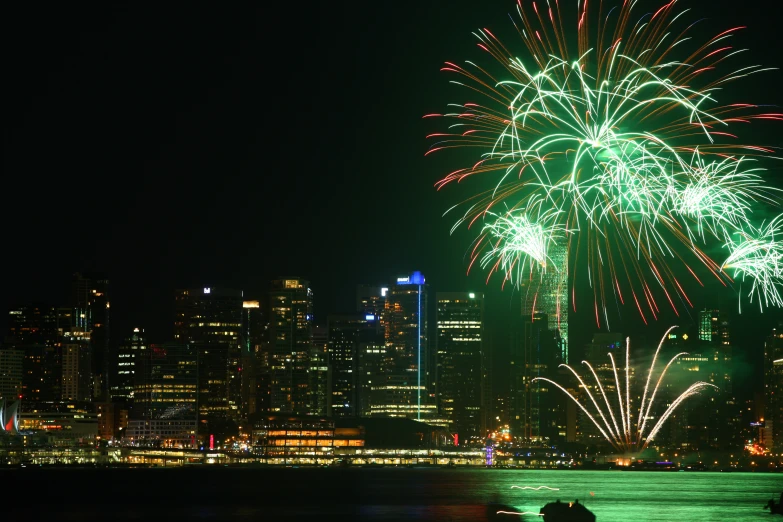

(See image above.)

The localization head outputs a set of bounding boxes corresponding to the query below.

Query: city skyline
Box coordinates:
[3,0,783,457]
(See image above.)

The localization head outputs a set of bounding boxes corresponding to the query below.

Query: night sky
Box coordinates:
[4,1,783,399]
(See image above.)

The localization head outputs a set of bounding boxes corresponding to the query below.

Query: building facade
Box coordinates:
[436,292,485,444]
[510,313,563,443]
[71,272,110,401]
[126,343,198,448]
[174,286,243,435]
[268,277,313,414]
[111,327,147,402]
[328,313,383,417]
[373,271,434,420]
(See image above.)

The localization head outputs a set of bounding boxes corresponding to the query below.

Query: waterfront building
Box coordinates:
[436,292,485,444]
[249,414,364,464]
[19,411,98,445]
[268,277,313,414]
[96,401,128,440]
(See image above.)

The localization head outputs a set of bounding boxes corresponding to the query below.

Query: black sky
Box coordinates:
[4,1,783,398]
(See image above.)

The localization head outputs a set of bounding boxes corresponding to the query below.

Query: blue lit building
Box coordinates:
[372,272,436,420]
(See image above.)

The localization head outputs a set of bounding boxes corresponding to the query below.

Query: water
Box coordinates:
[7,467,781,521]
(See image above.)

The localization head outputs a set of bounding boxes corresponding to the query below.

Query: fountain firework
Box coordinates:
[531,326,717,453]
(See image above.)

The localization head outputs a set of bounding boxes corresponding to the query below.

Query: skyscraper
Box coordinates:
[268,277,313,414]
[71,272,110,401]
[510,313,563,442]
[328,313,382,417]
[436,292,485,443]
[579,332,626,446]
[111,327,147,403]
[174,287,244,436]
[373,271,435,420]
[521,244,568,363]
[310,326,330,416]
[699,309,731,345]
[240,300,265,417]
[665,322,736,452]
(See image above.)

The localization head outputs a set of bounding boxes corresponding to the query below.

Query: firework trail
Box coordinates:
[721,215,783,310]
[531,327,717,453]
[428,0,783,322]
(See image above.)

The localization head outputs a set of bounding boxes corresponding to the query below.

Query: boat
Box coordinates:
[764,491,783,516]
[539,499,596,522]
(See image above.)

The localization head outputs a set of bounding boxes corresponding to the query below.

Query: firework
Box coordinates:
[429,0,783,322]
[721,215,783,310]
[531,327,717,453]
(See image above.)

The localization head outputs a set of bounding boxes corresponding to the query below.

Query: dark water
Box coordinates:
[7,467,782,521]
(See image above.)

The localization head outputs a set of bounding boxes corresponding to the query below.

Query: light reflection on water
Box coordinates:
[8,467,781,521]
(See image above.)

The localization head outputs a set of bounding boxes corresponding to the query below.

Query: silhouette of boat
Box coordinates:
[764,491,783,516]
[539,499,596,522]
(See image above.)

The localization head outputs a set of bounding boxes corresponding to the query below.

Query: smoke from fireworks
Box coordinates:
[531,326,717,453]
[428,0,783,322]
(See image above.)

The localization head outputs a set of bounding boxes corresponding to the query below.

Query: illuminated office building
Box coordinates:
[6,304,62,347]
[357,336,386,417]
[356,285,387,317]
[126,343,198,448]
[61,325,92,402]
[111,327,147,402]
[662,325,736,452]
[699,309,731,345]
[521,244,568,363]
[174,287,244,434]
[309,326,330,416]
[372,271,435,420]
[0,349,23,401]
[6,304,66,402]
[328,313,382,417]
[436,292,485,443]
[268,277,313,414]
[240,300,265,417]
